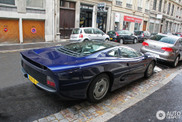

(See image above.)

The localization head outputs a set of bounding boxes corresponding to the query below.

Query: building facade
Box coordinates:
[149,0,182,33]
[0,0,54,44]
[0,0,182,44]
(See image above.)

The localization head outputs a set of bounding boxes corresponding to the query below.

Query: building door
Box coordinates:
[60,1,75,39]
[80,4,93,27]
[143,21,147,31]
[97,12,107,32]
[23,20,45,43]
[0,19,19,43]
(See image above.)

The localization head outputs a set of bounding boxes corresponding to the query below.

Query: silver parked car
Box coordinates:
[141,34,182,67]
[70,27,110,42]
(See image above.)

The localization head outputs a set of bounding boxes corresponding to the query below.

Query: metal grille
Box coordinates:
[22,61,47,85]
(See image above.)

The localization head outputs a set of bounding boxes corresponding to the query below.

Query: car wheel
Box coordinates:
[133,38,137,44]
[120,39,123,44]
[88,74,110,103]
[145,61,155,78]
[83,39,89,42]
[172,56,179,67]
[105,38,109,41]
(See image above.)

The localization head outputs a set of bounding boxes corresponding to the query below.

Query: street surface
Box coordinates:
[0,43,179,121]
[108,73,182,122]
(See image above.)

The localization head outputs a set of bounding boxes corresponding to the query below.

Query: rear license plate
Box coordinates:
[28,75,39,85]
[110,38,113,40]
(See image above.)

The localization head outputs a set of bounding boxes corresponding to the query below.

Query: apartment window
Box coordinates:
[26,0,44,8]
[176,7,179,17]
[116,0,122,6]
[126,0,132,8]
[158,0,162,12]
[171,4,174,16]
[163,1,167,13]
[138,0,143,11]
[0,0,15,5]
[167,3,171,15]
[153,0,157,10]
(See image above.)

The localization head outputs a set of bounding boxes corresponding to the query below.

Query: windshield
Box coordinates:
[159,37,177,44]
[150,35,177,44]
[57,41,113,57]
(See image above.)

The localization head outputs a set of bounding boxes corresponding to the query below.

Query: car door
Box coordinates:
[83,28,95,40]
[118,47,147,84]
[94,28,105,40]
[124,30,133,41]
[105,49,132,90]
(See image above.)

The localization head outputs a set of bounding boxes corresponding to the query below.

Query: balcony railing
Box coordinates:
[126,3,132,9]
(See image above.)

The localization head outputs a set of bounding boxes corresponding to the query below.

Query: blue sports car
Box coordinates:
[21,41,156,102]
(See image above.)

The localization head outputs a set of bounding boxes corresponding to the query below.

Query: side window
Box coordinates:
[107,49,119,57]
[95,29,103,34]
[84,29,94,34]
[119,47,142,58]
[178,39,182,46]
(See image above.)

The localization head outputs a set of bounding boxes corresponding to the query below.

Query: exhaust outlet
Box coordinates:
[24,74,28,78]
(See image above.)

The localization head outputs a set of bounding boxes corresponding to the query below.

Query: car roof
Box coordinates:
[156,33,181,39]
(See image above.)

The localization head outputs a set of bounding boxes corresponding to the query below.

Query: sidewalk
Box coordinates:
[0,40,69,53]
[108,72,182,122]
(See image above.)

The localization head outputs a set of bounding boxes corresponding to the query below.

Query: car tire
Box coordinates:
[120,39,123,44]
[145,61,155,78]
[105,38,109,42]
[87,74,110,103]
[133,38,137,44]
[83,39,89,42]
[172,56,180,68]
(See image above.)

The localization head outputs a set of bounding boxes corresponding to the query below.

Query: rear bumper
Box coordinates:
[141,46,176,62]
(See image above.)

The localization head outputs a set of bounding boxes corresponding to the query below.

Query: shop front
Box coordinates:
[80,4,93,27]
[123,16,142,31]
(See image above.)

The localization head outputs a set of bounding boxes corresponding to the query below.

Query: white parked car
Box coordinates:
[70,27,110,42]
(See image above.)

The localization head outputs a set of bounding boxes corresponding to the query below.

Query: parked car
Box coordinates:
[107,30,138,44]
[134,31,151,42]
[174,32,182,37]
[141,34,182,67]
[70,27,110,42]
[21,41,155,102]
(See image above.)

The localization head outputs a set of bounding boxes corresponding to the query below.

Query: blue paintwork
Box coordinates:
[21,44,155,100]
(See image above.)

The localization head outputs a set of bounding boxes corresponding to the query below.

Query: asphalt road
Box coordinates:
[108,73,182,122]
[0,43,171,121]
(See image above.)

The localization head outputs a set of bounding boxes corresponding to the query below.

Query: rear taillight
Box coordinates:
[142,33,144,37]
[115,32,119,36]
[79,34,83,38]
[161,47,173,52]
[47,76,56,88]
[142,42,149,46]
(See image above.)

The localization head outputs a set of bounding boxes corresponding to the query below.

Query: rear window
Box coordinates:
[57,41,113,57]
[150,35,166,41]
[72,29,81,34]
[159,37,177,44]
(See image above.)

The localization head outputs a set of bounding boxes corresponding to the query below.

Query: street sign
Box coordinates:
[4,28,8,32]
[31,28,37,34]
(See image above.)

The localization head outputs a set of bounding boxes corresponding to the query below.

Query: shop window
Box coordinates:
[123,21,130,30]
[26,0,44,8]
[154,24,160,33]
[0,0,15,5]
[134,23,141,31]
